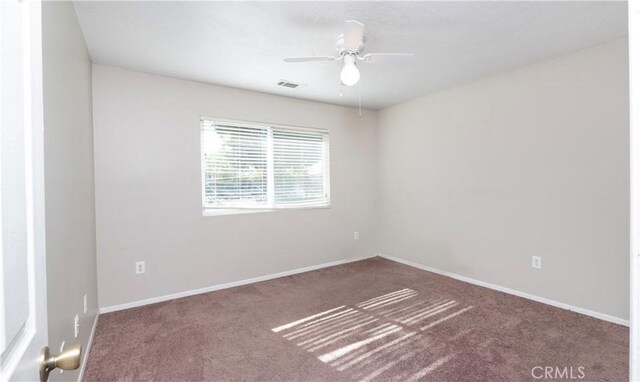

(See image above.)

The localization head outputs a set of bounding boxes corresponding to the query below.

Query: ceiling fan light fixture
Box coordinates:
[340,55,360,86]
[283,20,413,89]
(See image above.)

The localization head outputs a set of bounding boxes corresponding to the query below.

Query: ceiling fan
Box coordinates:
[284,20,414,87]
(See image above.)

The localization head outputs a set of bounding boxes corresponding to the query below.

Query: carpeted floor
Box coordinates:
[83,257,628,381]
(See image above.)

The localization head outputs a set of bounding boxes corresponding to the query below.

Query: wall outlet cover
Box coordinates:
[74,314,79,338]
[136,261,145,274]
[532,256,542,269]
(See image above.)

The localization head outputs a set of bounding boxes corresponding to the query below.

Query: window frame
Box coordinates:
[200,116,331,215]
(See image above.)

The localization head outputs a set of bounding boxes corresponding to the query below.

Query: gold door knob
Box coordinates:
[39,344,82,382]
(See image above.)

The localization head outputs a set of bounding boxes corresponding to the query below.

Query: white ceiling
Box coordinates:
[73,1,627,110]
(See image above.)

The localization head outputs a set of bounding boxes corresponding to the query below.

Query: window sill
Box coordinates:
[202,205,331,217]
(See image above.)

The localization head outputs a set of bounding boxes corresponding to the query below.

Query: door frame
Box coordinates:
[630,0,639,380]
[0,0,48,380]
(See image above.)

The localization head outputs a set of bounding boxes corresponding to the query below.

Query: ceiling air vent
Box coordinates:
[277,80,305,89]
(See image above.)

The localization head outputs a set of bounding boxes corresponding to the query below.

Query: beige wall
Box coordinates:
[377,37,630,320]
[92,66,378,309]
[92,37,629,321]
[42,2,98,380]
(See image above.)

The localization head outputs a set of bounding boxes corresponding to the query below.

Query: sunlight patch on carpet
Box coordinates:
[271,288,474,380]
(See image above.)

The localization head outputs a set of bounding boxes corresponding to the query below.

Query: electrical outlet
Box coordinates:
[74,314,79,338]
[532,256,542,269]
[354,231,360,240]
[136,261,145,274]
[83,294,88,314]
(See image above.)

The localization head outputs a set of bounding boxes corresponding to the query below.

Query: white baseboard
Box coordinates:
[378,253,629,327]
[99,255,376,314]
[77,313,99,381]
[99,253,629,327]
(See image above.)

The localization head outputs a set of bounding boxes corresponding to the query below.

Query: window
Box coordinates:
[201,118,330,212]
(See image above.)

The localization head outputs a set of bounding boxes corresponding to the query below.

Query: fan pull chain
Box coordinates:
[358,81,362,117]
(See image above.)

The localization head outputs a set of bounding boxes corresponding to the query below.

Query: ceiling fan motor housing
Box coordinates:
[336,33,364,54]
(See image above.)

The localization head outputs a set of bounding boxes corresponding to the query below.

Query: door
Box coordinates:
[0,0,49,381]
[631,0,640,379]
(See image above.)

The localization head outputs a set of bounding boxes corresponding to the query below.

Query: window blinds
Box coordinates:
[273,128,330,207]
[201,118,330,209]
[201,120,268,208]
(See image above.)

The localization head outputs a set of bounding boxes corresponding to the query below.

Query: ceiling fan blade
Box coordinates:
[343,20,364,52]
[283,56,337,63]
[360,53,414,64]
